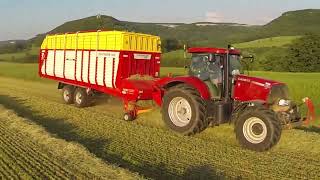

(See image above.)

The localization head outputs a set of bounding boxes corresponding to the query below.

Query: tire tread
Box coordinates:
[162,84,209,135]
[235,105,282,151]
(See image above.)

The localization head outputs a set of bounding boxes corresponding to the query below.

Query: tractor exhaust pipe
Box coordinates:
[213,45,233,124]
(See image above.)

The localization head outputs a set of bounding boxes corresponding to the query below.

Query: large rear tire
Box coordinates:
[235,106,282,151]
[162,84,208,135]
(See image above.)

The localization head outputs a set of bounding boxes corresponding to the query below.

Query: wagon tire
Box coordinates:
[162,84,208,135]
[235,106,282,152]
[123,112,135,121]
[74,88,89,108]
[62,85,75,104]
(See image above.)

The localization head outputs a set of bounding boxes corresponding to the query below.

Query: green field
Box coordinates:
[233,36,300,49]
[161,36,300,69]
[0,46,39,62]
[0,105,142,179]
[1,62,320,178]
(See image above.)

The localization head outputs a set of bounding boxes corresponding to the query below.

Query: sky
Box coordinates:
[0,0,320,41]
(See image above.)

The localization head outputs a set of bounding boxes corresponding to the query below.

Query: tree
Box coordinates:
[285,34,320,72]
[0,41,28,54]
[162,38,182,52]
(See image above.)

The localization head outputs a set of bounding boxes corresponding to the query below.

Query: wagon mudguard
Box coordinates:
[156,76,211,100]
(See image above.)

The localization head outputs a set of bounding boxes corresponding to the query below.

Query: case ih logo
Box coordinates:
[238,77,271,89]
[237,77,250,82]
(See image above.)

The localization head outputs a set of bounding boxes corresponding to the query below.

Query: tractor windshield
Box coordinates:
[190,53,222,82]
[189,53,242,98]
[189,53,210,80]
[189,53,243,78]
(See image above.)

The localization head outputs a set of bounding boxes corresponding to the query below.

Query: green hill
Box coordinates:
[30,9,320,48]
[263,9,320,36]
[162,35,299,69]
[2,9,320,64]
[233,36,301,71]
[233,36,300,49]
[30,15,258,47]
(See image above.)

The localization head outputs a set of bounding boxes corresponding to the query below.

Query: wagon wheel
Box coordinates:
[74,88,90,108]
[62,85,75,104]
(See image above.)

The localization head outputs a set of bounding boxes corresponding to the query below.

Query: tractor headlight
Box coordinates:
[278,99,290,106]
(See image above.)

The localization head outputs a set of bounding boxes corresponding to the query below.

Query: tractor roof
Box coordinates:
[188,47,241,55]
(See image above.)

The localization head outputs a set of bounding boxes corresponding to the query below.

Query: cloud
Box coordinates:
[205,11,223,22]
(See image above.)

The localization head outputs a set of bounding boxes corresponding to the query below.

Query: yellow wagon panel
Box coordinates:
[41,31,161,53]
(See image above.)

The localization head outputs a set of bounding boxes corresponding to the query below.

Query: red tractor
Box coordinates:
[158,46,305,151]
[39,31,310,152]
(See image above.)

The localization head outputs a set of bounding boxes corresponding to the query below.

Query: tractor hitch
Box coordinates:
[284,97,316,129]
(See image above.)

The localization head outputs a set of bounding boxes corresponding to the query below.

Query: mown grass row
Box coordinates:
[0,122,74,179]
[0,123,76,179]
[1,77,320,179]
[0,105,143,179]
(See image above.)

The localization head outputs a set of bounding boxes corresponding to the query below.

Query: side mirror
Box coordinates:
[241,55,254,63]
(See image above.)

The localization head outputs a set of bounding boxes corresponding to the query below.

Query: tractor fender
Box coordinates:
[232,100,267,123]
[156,76,211,100]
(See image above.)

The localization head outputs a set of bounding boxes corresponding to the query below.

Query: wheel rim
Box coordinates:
[168,97,192,127]
[63,90,70,101]
[242,117,267,144]
[75,92,82,104]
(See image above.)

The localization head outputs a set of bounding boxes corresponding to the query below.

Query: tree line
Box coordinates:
[259,34,320,72]
[0,41,29,54]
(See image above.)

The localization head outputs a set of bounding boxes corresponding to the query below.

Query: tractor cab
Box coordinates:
[187,47,242,98]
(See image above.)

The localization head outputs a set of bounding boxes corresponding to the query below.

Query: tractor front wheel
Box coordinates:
[235,106,282,151]
[162,84,208,135]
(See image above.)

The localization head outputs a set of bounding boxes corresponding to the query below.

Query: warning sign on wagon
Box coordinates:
[97,52,119,58]
[134,53,151,60]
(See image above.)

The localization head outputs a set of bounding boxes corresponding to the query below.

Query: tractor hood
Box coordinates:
[233,75,289,104]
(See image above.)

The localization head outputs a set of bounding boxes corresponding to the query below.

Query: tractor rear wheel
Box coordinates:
[162,84,208,135]
[62,85,75,104]
[235,106,282,151]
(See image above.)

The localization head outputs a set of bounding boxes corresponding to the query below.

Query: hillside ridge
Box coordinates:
[15,9,320,47]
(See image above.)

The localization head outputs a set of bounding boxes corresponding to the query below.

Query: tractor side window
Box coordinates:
[190,54,210,80]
